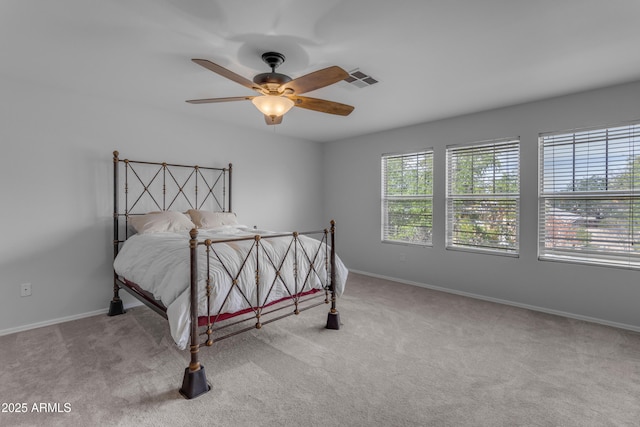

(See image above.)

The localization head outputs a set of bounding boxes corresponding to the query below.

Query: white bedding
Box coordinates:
[113,225,348,349]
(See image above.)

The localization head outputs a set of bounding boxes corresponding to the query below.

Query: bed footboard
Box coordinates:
[180,221,341,399]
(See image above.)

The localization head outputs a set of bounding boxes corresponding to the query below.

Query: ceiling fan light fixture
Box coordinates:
[251,95,294,118]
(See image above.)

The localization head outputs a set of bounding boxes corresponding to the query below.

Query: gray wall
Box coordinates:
[0,78,324,334]
[324,80,640,330]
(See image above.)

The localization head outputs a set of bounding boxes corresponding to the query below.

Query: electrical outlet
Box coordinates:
[399,252,406,262]
[20,283,32,297]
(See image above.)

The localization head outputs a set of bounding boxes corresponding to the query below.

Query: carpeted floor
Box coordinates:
[2,272,640,426]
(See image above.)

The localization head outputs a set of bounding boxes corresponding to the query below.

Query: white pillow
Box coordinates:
[187,210,238,229]
[128,211,195,234]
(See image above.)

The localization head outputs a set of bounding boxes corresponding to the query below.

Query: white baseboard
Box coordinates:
[350,269,640,334]
[0,301,144,337]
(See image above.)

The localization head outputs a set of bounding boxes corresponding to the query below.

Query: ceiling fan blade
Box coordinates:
[186,96,254,104]
[264,115,283,125]
[191,59,263,93]
[281,66,349,95]
[289,96,354,116]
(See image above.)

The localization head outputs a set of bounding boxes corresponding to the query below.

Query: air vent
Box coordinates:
[344,69,378,88]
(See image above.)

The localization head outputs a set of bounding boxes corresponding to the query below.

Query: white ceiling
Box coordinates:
[2,0,640,142]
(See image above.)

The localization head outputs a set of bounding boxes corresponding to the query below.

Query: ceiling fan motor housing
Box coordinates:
[253,52,292,87]
[253,72,291,86]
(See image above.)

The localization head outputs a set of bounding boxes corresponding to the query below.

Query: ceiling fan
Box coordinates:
[186,52,355,125]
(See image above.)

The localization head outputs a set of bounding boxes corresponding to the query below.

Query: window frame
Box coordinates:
[538,120,640,269]
[381,149,434,246]
[446,137,521,256]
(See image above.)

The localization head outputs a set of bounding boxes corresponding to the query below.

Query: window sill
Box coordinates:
[446,245,519,258]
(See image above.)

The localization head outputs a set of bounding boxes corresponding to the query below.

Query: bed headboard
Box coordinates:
[112,150,232,253]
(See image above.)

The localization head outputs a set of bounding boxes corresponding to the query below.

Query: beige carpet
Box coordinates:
[2,272,640,426]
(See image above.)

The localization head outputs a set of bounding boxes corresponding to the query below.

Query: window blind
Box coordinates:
[381,150,433,245]
[539,122,640,268]
[446,138,520,254]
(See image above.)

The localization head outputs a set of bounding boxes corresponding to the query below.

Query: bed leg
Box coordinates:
[108,277,125,316]
[179,363,210,399]
[108,299,125,316]
[326,310,341,330]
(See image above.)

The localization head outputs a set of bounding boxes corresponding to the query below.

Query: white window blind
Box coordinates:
[539,122,640,268]
[446,138,520,254]
[381,150,433,245]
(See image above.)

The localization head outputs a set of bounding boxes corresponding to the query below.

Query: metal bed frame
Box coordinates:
[108,151,340,399]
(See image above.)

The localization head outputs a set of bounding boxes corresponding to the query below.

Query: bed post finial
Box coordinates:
[326,220,340,330]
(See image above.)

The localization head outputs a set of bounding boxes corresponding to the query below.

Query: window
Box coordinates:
[539,122,640,268]
[446,138,520,254]
[381,150,433,245]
